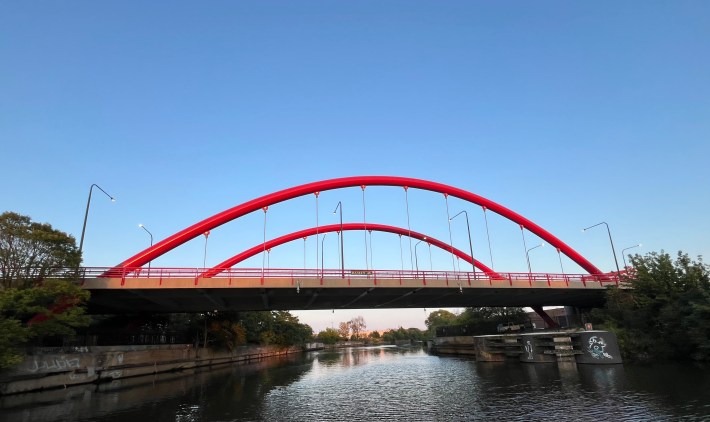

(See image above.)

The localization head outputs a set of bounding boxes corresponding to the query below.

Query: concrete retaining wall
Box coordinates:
[0,343,324,396]
[430,330,622,366]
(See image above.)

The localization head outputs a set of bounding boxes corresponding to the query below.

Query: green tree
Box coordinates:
[424,309,458,336]
[455,307,528,335]
[591,251,710,361]
[0,280,91,368]
[204,310,313,348]
[0,212,81,289]
[316,328,341,345]
[381,326,426,344]
[0,212,90,369]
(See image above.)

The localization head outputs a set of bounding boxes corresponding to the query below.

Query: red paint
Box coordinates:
[109,176,602,275]
[200,223,497,278]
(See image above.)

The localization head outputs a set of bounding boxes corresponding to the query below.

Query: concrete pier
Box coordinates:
[431,330,621,365]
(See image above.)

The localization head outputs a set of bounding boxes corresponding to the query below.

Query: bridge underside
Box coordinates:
[83,276,609,314]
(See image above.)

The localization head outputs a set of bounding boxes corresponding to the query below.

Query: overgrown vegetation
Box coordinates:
[0,212,90,368]
[591,251,710,362]
[424,307,529,337]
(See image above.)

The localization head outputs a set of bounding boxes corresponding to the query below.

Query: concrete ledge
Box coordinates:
[0,343,323,396]
[430,330,622,366]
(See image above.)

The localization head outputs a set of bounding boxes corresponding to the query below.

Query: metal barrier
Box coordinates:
[33,266,622,287]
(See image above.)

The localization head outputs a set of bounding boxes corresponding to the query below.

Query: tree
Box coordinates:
[338,321,350,340]
[316,328,341,345]
[0,213,90,369]
[591,251,710,362]
[1,280,91,368]
[424,309,458,336]
[349,316,366,340]
[381,327,426,344]
[207,310,313,348]
[0,212,81,289]
[454,307,528,335]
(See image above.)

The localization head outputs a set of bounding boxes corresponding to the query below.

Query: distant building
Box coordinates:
[526,308,575,329]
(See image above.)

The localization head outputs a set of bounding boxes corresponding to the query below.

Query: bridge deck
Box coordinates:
[80,268,619,313]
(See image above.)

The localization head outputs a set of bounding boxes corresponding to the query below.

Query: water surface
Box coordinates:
[2,346,709,421]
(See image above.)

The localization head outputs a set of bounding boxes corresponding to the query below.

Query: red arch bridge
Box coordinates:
[80,176,623,327]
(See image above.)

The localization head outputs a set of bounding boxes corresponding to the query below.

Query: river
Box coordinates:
[1,346,709,421]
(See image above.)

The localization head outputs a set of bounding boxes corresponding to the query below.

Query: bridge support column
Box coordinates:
[531,305,559,329]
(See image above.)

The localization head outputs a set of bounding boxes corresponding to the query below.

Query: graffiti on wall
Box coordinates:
[27,357,81,373]
[587,336,613,359]
[525,340,534,360]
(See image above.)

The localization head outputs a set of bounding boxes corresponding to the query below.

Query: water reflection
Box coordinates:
[0,353,315,422]
[2,347,708,421]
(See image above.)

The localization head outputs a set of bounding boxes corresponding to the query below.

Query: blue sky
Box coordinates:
[2,2,708,331]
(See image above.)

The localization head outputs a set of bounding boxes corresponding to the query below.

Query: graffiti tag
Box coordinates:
[587,336,613,359]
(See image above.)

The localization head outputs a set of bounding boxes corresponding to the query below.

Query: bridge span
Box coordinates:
[81,267,619,314]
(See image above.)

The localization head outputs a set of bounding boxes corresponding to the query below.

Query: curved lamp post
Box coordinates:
[582,222,620,274]
[138,224,154,270]
[621,243,642,269]
[415,237,427,273]
[450,210,475,274]
[526,243,544,274]
[79,184,115,258]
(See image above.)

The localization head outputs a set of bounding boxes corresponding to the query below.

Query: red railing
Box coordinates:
[75,267,622,287]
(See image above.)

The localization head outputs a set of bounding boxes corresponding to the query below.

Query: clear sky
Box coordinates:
[2,2,709,331]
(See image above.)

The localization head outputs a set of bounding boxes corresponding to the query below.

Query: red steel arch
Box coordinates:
[202,223,496,278]
[111,176,602,275]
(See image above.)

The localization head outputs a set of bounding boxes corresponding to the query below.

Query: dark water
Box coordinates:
[2,346,710,421]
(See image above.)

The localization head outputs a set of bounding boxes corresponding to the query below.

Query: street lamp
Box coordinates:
[582,222,621,274]
[450,210,476,274]
[621,244,642,269]
[526,243,544,274]
[203,231,210,269]
[79,184,115,258]
[138,224,154,270]
[415,237,427,273]
[333,202,345,278]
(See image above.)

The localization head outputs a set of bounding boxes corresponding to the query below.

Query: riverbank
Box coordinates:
[0,342,324,395]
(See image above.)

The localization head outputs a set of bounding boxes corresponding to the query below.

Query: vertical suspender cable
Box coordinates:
[361,185,369,271]
[482,206,495,270]
[444,194,456,271]
[428,243,433,271]
[399,234,404,272]
[368,230,373,271]
[315,192,320,274]
[262,206,268,280]
[404,187,414,271]
[557,248,565,275]
[520,224,528,270]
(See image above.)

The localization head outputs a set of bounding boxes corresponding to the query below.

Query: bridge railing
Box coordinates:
[75,267,622,287]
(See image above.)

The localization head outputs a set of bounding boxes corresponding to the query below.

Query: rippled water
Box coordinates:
[2,346,709,421]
